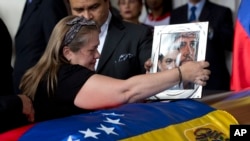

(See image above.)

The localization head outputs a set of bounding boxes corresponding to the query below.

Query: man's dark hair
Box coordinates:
[145,0,173,16]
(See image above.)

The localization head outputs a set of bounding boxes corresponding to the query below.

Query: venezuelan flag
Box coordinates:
[0,100,238,141]
[230,0,250,91]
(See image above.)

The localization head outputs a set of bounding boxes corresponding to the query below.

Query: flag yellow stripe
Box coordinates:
[120,110,238,141]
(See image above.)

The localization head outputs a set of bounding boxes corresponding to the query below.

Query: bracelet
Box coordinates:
[177,67,182,86]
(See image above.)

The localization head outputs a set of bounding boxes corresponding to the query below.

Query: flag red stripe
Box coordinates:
[0,124,34,140]
[230,20,250,91]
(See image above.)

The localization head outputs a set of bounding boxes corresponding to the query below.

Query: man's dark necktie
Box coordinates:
[189,6,197,22]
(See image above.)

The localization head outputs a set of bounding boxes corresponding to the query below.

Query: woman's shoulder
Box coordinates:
[60,64,92,72]
[59,64,95,80]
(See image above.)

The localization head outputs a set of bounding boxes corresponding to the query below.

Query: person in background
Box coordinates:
[0,18,14,96]
[0,94,34,133]
[118,0,153,30]
[118,0,143,24]
[19,16,210,122]
[110,1,122,19]
[68,0,153,80]
[13,0,68,95]
[170,0,234,92]
[143,0,173,26]
[0,18,33,133]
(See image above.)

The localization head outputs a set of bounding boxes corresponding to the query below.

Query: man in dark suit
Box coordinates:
[0,94,34,133]
[170,0,234,92]
[0,19,34,133]
[0,18,14,95]
[68,0,152,79]
[13,0,68,94]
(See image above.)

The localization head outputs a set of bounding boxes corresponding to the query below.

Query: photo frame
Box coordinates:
[148,22,208,100]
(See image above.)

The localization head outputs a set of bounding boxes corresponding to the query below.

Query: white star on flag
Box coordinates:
[97,124,118,135]
[102,112,124,116]
[104,117,125,125]
[66,135,80,141]
[79,128,100,139]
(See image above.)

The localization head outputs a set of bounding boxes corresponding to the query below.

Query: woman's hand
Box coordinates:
[18,95,35,122]
[180,61,210,86]
[144,58,152,74]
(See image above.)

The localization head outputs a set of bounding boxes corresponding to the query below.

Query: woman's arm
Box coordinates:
[74,61,210,110]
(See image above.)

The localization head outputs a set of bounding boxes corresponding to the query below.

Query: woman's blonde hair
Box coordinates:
[19,15,99,100]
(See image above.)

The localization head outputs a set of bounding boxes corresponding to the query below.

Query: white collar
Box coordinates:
[100,11,112,36]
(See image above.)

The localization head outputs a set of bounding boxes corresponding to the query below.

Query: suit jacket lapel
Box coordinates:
[181,5,189,23]
[199,0,211,21]
[18,0,42,33]
[96,17,125,72]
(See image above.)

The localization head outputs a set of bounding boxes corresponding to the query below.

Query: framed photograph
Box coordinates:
[148,22,208,100]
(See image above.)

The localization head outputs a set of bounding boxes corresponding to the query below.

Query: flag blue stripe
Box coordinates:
[227,89,250,100]
[19,100,215,141]
[238,0,250,36]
